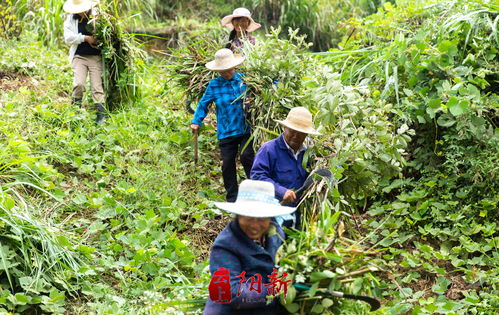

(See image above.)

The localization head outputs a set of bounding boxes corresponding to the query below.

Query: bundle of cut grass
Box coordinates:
[242,28,313,145]
[167,25,224,113]
[92,0,144,109]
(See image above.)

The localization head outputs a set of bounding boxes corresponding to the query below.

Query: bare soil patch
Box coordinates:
[180,215,231,262]
[0,71,32,91]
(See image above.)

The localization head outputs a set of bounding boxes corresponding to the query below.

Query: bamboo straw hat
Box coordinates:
[275,107,322,135]
[214,180,296,217]
[221,8,261,32]
[206,49,245,71]
[63,0,95,14]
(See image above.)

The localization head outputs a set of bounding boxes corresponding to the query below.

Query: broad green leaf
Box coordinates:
[446,96,458,108]
[399,287,413,297]
[307,282,320,297]
[281,285,296,305]
[432,276,450,294]
[322,298,334,308]
[3,197,15,210]
[437,115,456,127]
[77,245,95,255]
[449,99,469,116]
[425,304,438,312]
[428,98,441,109]
[311,304,324,313]
[464,296,480,304]
[310,270,335,282]
[51,188,65,201]
[438,40,458,56]
[352,278,364,294]
[284,303,300,313]
[15,293,30,304]
[408,76,418,87]
[71,193,87,205]
[19,277,33,291]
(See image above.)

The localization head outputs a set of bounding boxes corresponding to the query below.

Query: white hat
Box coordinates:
[276,107,321,135]
[221,8,261,33]
[214,180,296,218]
[206,48,245,71]
[63,0,95,14]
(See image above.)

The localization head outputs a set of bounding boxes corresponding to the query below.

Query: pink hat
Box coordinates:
[221,8,261,33]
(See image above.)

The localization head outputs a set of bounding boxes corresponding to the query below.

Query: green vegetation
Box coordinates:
[0,0,21,38]
[0,33,208,312]
[240,0,387,50]
[93,2,145,108]
[1,0,497,313]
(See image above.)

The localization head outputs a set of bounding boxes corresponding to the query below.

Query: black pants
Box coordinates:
[219,134,255,202]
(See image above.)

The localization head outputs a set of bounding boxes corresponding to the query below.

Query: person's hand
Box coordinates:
[190,124,199,133]
[282,190,297,205]
[85,35,97,45]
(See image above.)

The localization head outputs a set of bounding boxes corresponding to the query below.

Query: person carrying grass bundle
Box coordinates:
[63,0,106,124]
[221,8,261,53]
[204,179,295,314]
[251,107,321,229]
[190,48,255,202]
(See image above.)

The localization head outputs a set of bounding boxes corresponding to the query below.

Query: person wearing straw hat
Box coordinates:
[203,179,294,315]
[221,8,261,53]
[190,48,255,202]
[63,0,106,124]
[250,107,321,228]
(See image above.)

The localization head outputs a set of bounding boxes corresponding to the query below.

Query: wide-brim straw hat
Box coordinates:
[63,0,95,14]
[221,8,261,33]
[206,48,245,71]
[275,107,321,135]
[214,180,296,218]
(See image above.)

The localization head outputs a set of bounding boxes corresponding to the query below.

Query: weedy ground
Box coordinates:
[0,32,228,313]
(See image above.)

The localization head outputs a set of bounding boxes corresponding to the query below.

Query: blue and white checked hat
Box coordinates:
[214,180,296,217]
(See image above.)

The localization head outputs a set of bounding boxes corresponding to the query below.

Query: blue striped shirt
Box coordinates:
[191,73,250,140]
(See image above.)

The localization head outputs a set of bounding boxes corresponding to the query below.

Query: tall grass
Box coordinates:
[240,0,388,50]
[0,138,84,311]
[0,184,83,288]
[12,0,389,51]
[13,0,65,46]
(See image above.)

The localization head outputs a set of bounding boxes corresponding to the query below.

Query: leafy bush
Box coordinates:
[244,28,411,205]
[315,0,498,313]
[305,67,412,206]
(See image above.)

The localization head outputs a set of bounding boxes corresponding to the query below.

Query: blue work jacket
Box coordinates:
[191,73,250,140]
[250,135,309,204]
[203,219,285,315]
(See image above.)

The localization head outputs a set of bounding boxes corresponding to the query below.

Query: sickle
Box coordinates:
[193,128,199,165]
[293,284,381,311]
